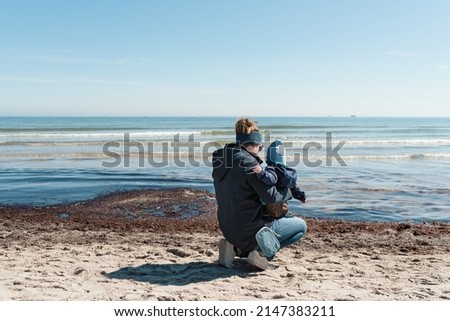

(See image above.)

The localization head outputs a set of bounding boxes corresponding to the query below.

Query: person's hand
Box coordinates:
[252,165,263,174]
[292,190,307,203]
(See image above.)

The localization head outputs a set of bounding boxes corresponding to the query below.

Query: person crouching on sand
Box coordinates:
[212,117,307,270]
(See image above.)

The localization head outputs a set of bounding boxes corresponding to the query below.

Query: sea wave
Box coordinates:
[341,153,450,160]
[0,141,106,146]
[0,127,143,132]
[2,151,450,162]
[345,139,450,146]
[1,136,450,146]
[199,130,235,136]
[0,131,203,141]
[349,187,402,193]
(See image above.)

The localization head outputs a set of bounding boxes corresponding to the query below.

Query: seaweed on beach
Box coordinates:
[1,188,450,256]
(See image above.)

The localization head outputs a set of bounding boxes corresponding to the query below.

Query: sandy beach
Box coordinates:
[1,188,449,301]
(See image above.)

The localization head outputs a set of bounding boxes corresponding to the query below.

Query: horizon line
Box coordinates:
[1,115,450,118]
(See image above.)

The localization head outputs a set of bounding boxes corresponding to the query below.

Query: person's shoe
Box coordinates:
[218,239,235,268]
[247,250,270,270]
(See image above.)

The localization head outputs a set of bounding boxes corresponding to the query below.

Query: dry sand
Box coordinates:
[1,188,449,301]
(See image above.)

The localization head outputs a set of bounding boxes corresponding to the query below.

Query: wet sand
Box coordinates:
[1,188,449,300]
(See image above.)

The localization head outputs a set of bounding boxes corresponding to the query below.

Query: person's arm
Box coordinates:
[254,166,278,186]
[276,166,298,189]
[247,171,292,204]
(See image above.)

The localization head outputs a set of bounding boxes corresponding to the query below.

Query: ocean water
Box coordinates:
[1,116,449,222]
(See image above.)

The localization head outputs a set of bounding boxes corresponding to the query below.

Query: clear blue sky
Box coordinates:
[1,0,449,117]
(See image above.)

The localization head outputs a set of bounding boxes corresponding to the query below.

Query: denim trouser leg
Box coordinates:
[267,215,307,249]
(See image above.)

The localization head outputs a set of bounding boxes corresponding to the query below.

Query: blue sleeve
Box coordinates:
[257,167,278,186]
[277,167,298,189]
[248,172,292,204]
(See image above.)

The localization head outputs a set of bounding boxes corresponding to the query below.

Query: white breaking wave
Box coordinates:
[0,131,204,143]
[340,153,450,160]
[1,135,450,146]
[2,152,450,161]
[344,139,450,146]
[282,153,450,161]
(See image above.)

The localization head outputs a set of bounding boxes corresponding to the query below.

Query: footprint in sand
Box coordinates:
[166,248,191,257]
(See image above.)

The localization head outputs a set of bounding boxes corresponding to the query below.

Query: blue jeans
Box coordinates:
[267,215,307,249]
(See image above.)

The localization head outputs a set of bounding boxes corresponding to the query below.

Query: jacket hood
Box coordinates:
[267,140,286,166]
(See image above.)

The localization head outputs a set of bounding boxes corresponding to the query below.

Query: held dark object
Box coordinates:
[265,202,289,218]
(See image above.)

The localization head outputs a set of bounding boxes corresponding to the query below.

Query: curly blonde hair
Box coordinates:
[235,117,259,134]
